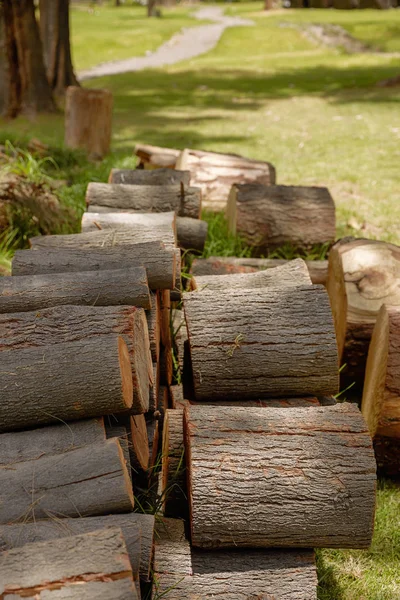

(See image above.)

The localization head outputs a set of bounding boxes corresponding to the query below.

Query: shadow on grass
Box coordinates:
[316,550,345,600]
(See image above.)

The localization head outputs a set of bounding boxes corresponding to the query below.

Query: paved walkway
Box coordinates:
[79,7,253,81]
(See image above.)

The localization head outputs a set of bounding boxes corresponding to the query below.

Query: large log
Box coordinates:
[0,267,151,312]
[109,167,190,186]
[134,143,180,169]
[183,285,339,400]
[12,241,176,290]
[86,183,201,219]
[154,518,318,600]
[0,305,152,415]
[162,409,187,519]
[327,238,400,392]
[0,335,133,432]
[185,403,376,549]
[176,148,276,212]
[0,439,134,523]
[227,183,335,252]
[191,256,328,285]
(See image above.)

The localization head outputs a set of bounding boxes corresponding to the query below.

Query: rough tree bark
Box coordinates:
[108,168,190,186]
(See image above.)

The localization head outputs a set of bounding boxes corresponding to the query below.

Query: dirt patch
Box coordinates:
[301,23,372,53]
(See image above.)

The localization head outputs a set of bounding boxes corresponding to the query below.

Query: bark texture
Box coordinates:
[176,217,208,252]
[0,335,133,431]
[129,415,149,471]
[176,149,276,212]
[108,168,190,186]
[162,409,187,519]
[0,439,134,523]
[227,183,335,252]
[185,403,376,549]
[33,579,138,599]
[160,341,173,387]
[134,143,179,169]
[183,285,339,400]
[173,309,187,377]
[106,426,132,481]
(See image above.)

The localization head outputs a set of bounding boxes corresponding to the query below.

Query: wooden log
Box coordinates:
[227,183,335,252]
[173,309,187,377]
[106,426,132,480]
[162,409,187,519]
[183,285,339,400]
[65,87,113,159]
[191,256,328,285]
[86,183,202,219]
[147,417,159,470]
[149,362,160,414]
[0,305,152,415]
[146,292,160,363]
[0,439,134,523]
[169,384,186,409]
[109,167,190,186]
[0,267,151,313]
[176,217,208,252]
[176,149,276,212]
[0,335,133,432]
[12,241,176,290]
[0,528,137,598]
[134,143,179,169]
[129,415,149,471]
[172,248,182,302]
[185,403,376,549]
[192,397,321,408]
[160,341,173,387]
[159,290,171,347]
[362,305,400,439]
[158,385,169,420]
[0,419,105,466]
[154,518,318,600]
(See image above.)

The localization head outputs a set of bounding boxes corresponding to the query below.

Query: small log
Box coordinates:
[176,148,276,212]
[327,238,400,393]
[0,335,133,432]
[173,309,188,377]
[109,167,190,186]
[86,183,201,219]
[154,518,318,599]
[134,143,180,169]
[159,290,171,347]
[162,409,186,519]
[12,241,176,290]
[149,362,160,413]
[227,183,335,252]
[0,267,151,313]
[65,87,113,159]
[185,403,376,549]
[129,414,149,471]
[176,217,208,252]
[0,419,105,466]
[183,285,339,400]
[0,439,134,523]
[146,292,160,363]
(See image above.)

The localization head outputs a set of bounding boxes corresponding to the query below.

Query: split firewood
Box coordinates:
[146,292,160,363]
[162,409,186,519]
[149,361,160,414]
[0,439,134,523]
[109,167,190,186]
[327,238,400,391]
[129,415,150,471]
[134,143,180,169]
[173,309,188,377]
[0,335,133,432]
[146,417,160,470]
[160,341,173,387]
[106,426,132,480]
[185,403,376,549]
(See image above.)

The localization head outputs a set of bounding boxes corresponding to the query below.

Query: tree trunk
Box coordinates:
[147,0,157,16]
[185,403,376,549]
[0,439,134,523]
[86,183,202,219]
[176,217,208,252]
[0,267,151,312]
[154,518,318,600]
[0,335,133,432]
[12,241,176,290]
[183,285,338,401]
[327,238,400,394]
[227,183,336,253]
[39,0,78,96]
[65,86,113,159]
[176,149,276,212]
[108,167,190,186]
[162,409,187,519]
[134,143,179,169]
[146,292,160,363]
[0,528,137,599]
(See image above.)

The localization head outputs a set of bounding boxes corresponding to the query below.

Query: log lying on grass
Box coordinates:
[0,305,152,414]
[327,238,400,391]
[0,335,133,431]
[0,528,137,599]
[176,148,276,212]
[109,167,190,186]
[0,439,134,523]
[12,241,176,290]
[86,183,202,219]
[135,143,180,169]
[0,267,151,312]
[154,518,318,600]
[227,183,335,252]
[183,285,339,400]
[185,403,376,549]
[162,409,186,519]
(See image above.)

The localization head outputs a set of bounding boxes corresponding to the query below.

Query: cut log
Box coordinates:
[185,403,376,549]
[169,384,186,409]
[149,362,160,414]
[193,397,321,408]
[0,439,134,523]
[176,217,208,252]
[183,285,339,400]
[327,238,400,392]
[12,241,176,290]
[362,305,400,439]
[0,419,105,466]
[191,257,311,291]
[106,426,132,480]
[162,409,187,519]
[109,167,190,186]
[129,415,149,471]
[159,289,171,347]
[146,292,160,363]
[0,335,133,432]
[134,143,180,169]
[191,256,328,285]
[173,309,187,377]
[172,248,182,302]
[65,87,113,159]
[154,518,318,600]
[0,305,152,415]
[227,183,335,252]
[0,267,150,312]
[86,183,202,219]
[160,341,173,387]
[147,417,159,470]
[176,149,276,212]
